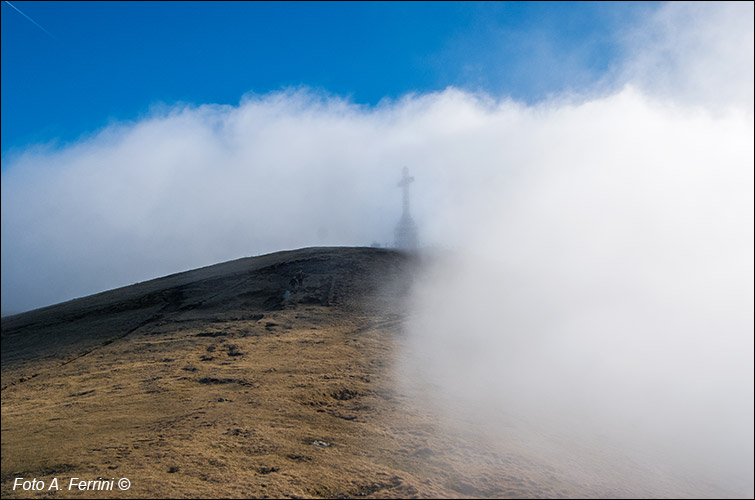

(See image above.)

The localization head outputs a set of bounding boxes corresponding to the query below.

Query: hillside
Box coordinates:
[2,247,411,390]
[2,247,430,498]
[1,247,731,499]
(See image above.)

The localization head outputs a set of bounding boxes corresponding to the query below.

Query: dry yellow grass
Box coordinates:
[1,247,729,498]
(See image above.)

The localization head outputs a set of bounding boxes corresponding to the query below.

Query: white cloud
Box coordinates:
[621,1,754,112]
[400,85,753,494]
[397,2,754,495]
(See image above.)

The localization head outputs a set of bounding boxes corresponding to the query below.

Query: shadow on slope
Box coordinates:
[1,247,415,386]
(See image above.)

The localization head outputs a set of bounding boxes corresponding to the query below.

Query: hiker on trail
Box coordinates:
[289,276,298,292]
[296,269,304,288]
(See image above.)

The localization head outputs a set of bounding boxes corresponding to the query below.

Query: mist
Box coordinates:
[398,2,754,497]
[1,1,753,494]
[399,89,754,488]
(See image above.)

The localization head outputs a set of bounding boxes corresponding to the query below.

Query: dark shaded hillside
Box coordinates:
[1,247,414,388]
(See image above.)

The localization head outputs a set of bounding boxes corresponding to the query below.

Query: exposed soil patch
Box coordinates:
[331,388,359,401]
[197,377,254,387]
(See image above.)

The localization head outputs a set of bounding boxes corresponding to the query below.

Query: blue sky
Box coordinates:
[1,1,654,157]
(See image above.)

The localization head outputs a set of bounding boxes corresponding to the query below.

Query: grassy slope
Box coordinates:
[1,247,728,498]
